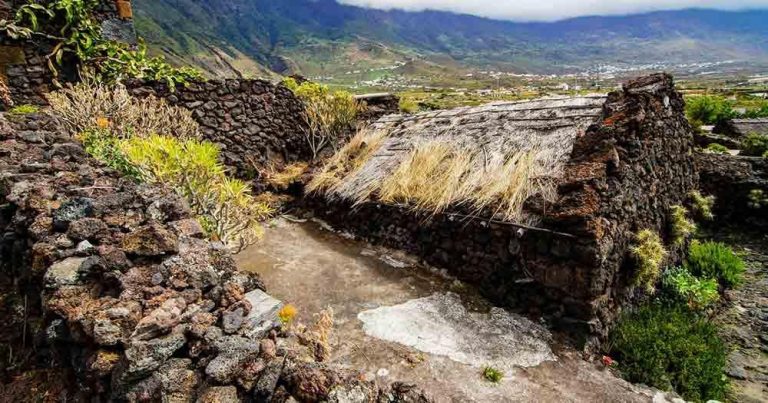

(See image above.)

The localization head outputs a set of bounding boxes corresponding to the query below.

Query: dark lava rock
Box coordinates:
[53,198,94,230]
[122,223,179,256]
[67,217,108,241]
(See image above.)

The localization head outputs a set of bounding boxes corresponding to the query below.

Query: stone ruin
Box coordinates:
[309,73,699,346]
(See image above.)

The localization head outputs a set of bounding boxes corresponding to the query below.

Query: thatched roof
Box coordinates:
[311,95,607,223]
[713,118,768,138]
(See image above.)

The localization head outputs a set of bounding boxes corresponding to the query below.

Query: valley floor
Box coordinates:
[236,218,672,402]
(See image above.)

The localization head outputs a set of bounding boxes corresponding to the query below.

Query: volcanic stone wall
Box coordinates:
[697,153,768,228]
[124,79,310,178]
[311,73,698,347]
[0,112,429,401]
[0,0,135,108]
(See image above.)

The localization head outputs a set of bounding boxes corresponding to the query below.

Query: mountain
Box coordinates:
[133,0,768,79]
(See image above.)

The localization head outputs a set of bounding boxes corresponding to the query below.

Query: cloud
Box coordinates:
[337,0,768,21]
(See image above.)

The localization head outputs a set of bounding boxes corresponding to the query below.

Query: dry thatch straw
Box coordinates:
[311,95,606,223]
[263,162,309,190]
[379,140,473,214]
[307,127,389,194]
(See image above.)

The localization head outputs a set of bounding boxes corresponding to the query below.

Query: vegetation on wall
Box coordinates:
[610,303,729,402]
[669,205,696,246]
[661,267,719,309]
[123,135,273,251]
[747,189,768,209]
[282,77,360,159]
[1,0,201,88]
[689,191,715,221]
[48,83,272,252]
[704,143,729,154]
[630,229,667,292]
[8,104,39,115]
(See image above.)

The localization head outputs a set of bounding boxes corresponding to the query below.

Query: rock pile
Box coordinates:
[0,111,429,402]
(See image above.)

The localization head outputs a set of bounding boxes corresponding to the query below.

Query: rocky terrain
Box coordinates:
[0,111,428,401]
[713,229,768,402]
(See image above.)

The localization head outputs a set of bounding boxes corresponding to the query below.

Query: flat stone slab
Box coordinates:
[244,289,282,336]
[358,292,556,372]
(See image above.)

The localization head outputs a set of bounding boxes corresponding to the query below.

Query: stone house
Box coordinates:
[309,73,698,347]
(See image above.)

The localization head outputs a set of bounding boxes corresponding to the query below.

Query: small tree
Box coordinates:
[284,78,361,159]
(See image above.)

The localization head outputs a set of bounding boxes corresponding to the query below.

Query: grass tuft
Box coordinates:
[307,128,389,194]
[482,366,504,383]
[8,104,39,115]
[631,229,667,292]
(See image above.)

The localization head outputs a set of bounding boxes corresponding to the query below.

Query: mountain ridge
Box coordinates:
[133,0,768,79]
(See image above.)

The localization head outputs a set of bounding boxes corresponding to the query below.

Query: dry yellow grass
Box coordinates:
[312,129,556,222]
[467,150,541,220]
[264,162,308,190]
[307,128,388,193]
[378,142,545,220]
[379,141,473,214]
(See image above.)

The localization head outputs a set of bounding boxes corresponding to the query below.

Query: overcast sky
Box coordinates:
[337,0,768,21]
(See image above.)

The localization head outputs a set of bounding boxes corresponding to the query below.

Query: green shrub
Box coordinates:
[685,95,735,125]
[610,303,729,402]
[661,267,719,309]
[123,135,273,252]
[669,205,696,246]
[283,77,361,159]
[742,132,768,157]
[689,191,715,221]
[77,128,139,178]
[90,41,203,88]
[686,241,745,288]
[8,104,39,115]
[5,0,201,89]
[482,366,504,383]
[704,143,729,154]
[630,229,667,292]
[399,97,419,114]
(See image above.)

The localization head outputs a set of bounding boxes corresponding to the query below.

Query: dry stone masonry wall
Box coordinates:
[696,153,768,228]
[310,74,698,348]
[0,112,429,401]
[0,0,135,108]
[124,79,310,178]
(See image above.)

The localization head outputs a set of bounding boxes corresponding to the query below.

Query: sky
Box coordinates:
[337,0,768,21]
